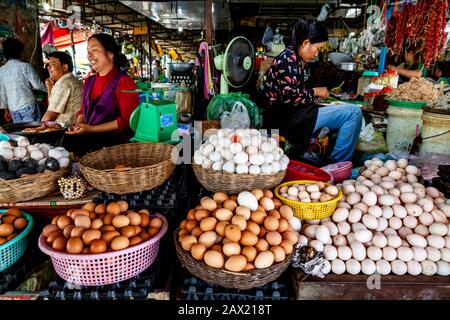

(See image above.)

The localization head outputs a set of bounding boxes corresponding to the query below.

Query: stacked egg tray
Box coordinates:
[39,255,161,300]
[178,276,289,300]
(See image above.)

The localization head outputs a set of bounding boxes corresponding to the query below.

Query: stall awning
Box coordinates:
[41,21,87,49]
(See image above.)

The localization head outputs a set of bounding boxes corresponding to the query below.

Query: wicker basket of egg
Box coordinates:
[174,189,300,290]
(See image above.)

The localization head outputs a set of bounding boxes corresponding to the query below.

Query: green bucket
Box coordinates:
[386,99,430,109]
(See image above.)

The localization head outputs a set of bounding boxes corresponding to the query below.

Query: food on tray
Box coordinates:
[0,208,28,245]
[178,189,301,271]
[194,128,289,175]
[389,78,439,102]
[278,182,340,203]
[22,122,64,134]
[41,201,163,254]
[299,157,449,276]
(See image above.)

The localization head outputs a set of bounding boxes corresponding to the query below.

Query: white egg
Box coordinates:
[388,217,402,230]
[263,152,274,164]
[399,184,414,193]
[0,141,12,149]
[407,174,418,184]
[367,246,383,261]
[30,150,44,161]
[427,235,445,249]
[346,192,361,205]
[429,223,448,236]
[249,154,265,166]
[309,240,324,252]
[297,235,308,247]
[194,150,204,165]
[382,246,397,261]
[351,222,367,233]
[397,158,408,169]
[345,259,361,275]
[16,137,29,147]
[406,234,427,248]
[233,152,248,165]
[229,143,243,154]
[13,147,27,159]
[391,260,407,275]
[431,209,447,223]
[418,212,434,226]
[271,161,281,174]
[346,208,361,224]
[220,149,234,161]
[372,233,388,248]
[383,228,398,237]
[331,259,346,274]
[322,260,332,275]
[337,246,352,261]
[260,141,273,153]
[382,206,394,219]
[405,165,418,175]
[397,246,414,262]
[436,261,450,276]
[250,136,261,147]
[375,217,388,232]
[392,205,407,219]
[0,148,14,160]
[362,214,378,230]
[362,191,377,206]
[353,229,372,244]
[398,227,413,239]
[355,184,370,195]
[361,259,377,275]
[378,195,395,206]
[209,151,222,162]
[316,225,331,244]
[350,241,366,261]
[239,135,251,147]
[403,216,418,229]
[368,206,382,218]
[337,221,351,236]
[332,234,347,246]
[200,143,214,157]
[387,235,402,248]
[337,201,351,209]
[376,259,392,275]
[332,208,349,223]
[304,225,318,238]
[222,161,235,173]
[248,165,261,175]
[379,181,395,190]
[426,247,441,262]
[400,192,418,204]
[406,260,422,275]
[362,179,375,188]
[323,245,338,260]
[421,260,437,275]
[343,184,356,195]
[440,248,450,262]
[58,157,70,168]
[260,163,272,175]
[235,164,249,174]
[347,232,356,244]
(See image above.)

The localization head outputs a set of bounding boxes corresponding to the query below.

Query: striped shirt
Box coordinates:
[47,72,82,125]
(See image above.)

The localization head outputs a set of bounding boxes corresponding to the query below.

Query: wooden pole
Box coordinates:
[147,20,152,79]
[204,0,213,44]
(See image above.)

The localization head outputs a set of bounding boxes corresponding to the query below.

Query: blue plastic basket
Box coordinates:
[0,210,34,272]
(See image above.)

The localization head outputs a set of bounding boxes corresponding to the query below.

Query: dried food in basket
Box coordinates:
[176,189,301,274]
[0,208,29,245]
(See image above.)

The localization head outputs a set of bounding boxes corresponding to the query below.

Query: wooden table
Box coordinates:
[292,270,450,300]
[0,190,100,217]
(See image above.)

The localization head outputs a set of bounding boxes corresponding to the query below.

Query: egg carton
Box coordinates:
[39,255,161,300]
[179,276,289,301]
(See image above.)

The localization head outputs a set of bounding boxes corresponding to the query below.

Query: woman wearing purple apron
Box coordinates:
[64,33,139,156]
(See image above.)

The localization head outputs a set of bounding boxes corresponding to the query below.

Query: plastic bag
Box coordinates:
[356,120,388,154]
[206,92,262,128]
[220,102,251,129]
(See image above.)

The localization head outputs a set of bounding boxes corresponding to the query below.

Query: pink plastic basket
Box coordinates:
[321,161,353,183]
[38,214,168,286]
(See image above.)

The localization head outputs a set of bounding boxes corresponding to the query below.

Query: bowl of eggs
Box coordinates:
[175,189,299,290]
[0,208,34,272]
[38,201,167,286]
[275,180,343,220]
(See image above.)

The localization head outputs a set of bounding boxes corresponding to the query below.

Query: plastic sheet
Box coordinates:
[408,152,450,181]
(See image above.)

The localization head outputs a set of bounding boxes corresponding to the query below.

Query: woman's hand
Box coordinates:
[387,65,397,71]
[313,87,329,99]
[66,123,94,135]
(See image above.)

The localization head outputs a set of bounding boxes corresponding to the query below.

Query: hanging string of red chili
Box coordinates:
[386,0,448,68]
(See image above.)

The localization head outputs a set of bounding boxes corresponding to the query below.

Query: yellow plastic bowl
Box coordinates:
[275,180,343,220]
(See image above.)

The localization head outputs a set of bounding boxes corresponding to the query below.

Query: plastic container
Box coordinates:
[0,210,34,272]
[274,180,343,220]
[387,70,399,89]
[284,160,332,183]
[387,105,423,152]
[420,111,450,156]
[321,161,353,183]
[39,214,168,286]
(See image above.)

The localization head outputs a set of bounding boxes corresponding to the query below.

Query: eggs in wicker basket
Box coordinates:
[178,189,301,272]
[40,201,163,254]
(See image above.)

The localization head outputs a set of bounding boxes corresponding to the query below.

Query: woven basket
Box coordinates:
[79,142,175,194]
[174,230,292,290]
[0,169,69,203]
[193,164,286,195]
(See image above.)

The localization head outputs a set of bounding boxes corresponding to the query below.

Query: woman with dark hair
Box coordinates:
[264,17,362,162]
[387,45,426,83]
[64,33,139,154]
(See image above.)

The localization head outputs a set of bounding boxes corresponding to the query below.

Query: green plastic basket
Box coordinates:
[386,99,430,109]
[0,210,34,272]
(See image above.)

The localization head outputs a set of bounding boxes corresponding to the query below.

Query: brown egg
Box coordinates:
[139,231,151,241]
[90,239,107,253]
[239,231,258,246]
[178,229,188,239]
[66,237,84,254]
[66,208,75,217]
[148,227,159,237]
[213,192,228,204]
[120,226,136,238]
[251,211,267,224]
[221,238,231,245]
[279,240,294,255]
[139,213,150,227]
[264,216,279,231]
[251,189,264,200]
[100,225,115,232]
[57,215,72,230]
[257,205,265,212]
[0,237,7,245]
[282,230,299,244]
[51,216,59,225]
[6,233,16,241]
[149,217,163,229]
[263,189,274,199]
[185,220,198,232]
[12,217,26,230]
[89,212,97,220]
[204,250,224,268]
[194,209,209,222]
[187,209,196,220]
[271,246,286,262]
[235,206,251,220]
[273,198,282,209]
[112,215,130,229]
[6,208,22,218]
[102,214,114,226]
[181,235,197,251]
[126,212,141,226]
[63,225,75,239]
[243,262,255,271]
[134,226,142,234]
[0,223,14,237]
[225,255,247,272]
[94,203,106,215]
[110,236,130,251]
[82,248,90,254]
[191,227,204,237]
[138,208,150,215]
[277,218,289,233]
[255,239,269,252]
[74,215,91,229]
[82,202,97,212]
[91,218,103,230]
[214,221,229,237]
[223,242,241,257]
[215,208,233,221]
[199,217,217,232]
[201,197,217,211]
[266,231,282,246]
[229,195,238,201]
[198,231,218,248]
[245,221,260,236]
[268,210,281,219]
[101,231,120,244]
[258,226,268,238]
[224,224,241,242]
[82,229,102,245]
[280,206,294,220]
[231,215,247,231]
[129,236,143,246]
[42,224,59,237]
[46,230,63,245]
[117,201,129,213]
[222,199,238,212]
[210,244,223,253]
[70,227,86,238]
[71,209,90,219]
[260,197,275,211]
[106,202,121,215]
[191,243,207,260]
[242,246,257,262]
[52,236,67,252]
[254,251,275,269]
[2,215,16,225]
